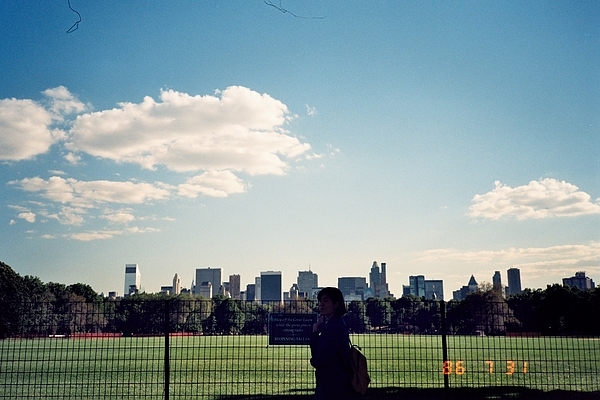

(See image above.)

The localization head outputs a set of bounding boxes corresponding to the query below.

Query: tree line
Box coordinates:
[1,261,599,338]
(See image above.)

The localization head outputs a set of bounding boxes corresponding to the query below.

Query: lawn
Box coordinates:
[1,334,598,399]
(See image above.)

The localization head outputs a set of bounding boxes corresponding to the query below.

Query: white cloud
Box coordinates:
[42,86,87,117]
[63,152,81,165]
[469,178,600,220]
[67,86,311,174]
[0,98,56,160]
[418,242,600,264]
[417,242,600,288]
[17,212,36,223]
[10,176,172,207]
[70,231,119,241]
[45,206,86,226]
[3,86,322,240]
[0,87,86,161]
[102,211,136,223]
[178,170,247,198]
[69,226,160,241]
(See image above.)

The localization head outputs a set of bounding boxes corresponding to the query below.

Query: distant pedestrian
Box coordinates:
[310,287,355,399]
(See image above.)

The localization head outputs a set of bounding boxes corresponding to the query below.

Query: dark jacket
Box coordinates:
[310,315,355,399]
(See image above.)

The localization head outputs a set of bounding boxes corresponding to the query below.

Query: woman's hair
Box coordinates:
[317,287,347,316]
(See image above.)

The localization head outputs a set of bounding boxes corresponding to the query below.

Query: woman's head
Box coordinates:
[317,287,347,317]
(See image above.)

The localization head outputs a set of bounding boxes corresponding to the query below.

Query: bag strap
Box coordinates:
[342,316,360,349]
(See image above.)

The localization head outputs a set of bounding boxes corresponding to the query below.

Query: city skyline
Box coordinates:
[113,262,592,301]
[1,2,598,297]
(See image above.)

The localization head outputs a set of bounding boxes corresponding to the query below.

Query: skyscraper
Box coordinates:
[563,271,596,290]
[229,274,241,299]
[408,275,426,297]
[424,279,444,300]
[380,262,391,297]
[246,283,256,301]
[194,267,222,296]
[173,273,181,295]
[255,276,261,301]
[260,271,282,303]
[298,270,318,296]
[197,281,212,298]
[492,271,502,295]
[507,268,522,296]
[369,261,381,298]
[124,263,141,296]
[338,277,368,300]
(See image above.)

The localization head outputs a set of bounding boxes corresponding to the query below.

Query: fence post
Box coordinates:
[440,300,449,398]
[164,299,170,400]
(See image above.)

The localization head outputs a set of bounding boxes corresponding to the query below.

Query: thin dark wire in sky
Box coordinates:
[67,0,82,33]
[263,0,325,20]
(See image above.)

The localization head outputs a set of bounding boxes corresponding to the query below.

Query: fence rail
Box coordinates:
[1,297,599,399]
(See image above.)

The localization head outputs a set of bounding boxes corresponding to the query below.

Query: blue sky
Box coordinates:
[1,1,598,297]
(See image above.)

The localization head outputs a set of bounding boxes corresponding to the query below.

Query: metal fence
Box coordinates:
[1,297,599,399]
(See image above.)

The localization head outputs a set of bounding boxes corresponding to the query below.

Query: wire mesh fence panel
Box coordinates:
[0,301,166,400]
[167,299,315,399]
[1,297,599,399]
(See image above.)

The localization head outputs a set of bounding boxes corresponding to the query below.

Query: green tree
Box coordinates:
[0,261,26,338]
[506,288,544,332]
[214,298,245,334]
[345,300,367,333]
[68,283,101,303]
[365,297,392,329]
[449,287,515,335]
[537,284,581,334]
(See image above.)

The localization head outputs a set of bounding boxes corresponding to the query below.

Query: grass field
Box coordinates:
[1,334,599,399]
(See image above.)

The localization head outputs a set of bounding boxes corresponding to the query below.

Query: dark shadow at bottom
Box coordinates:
[216,386,600,400]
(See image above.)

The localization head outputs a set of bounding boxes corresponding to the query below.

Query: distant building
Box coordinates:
[173,273,181,295]
[492,271,502,294]
[425,279,444,301]
[453,275,478,300]
[403,276,443,300]
[408,275,426,297]
[506,268,522,296]
[563,271,596,290]
[124,264,141,296]
[298,270,318,298]
[285,283,301,300]
[197,281,212,298]
[229,274,241,299]
[367,261,392,298]
[260,271,282,303]
[369,262,381,298]
[246,283,256,301]
[160,286,172,294]
[338,277,368,300]
[195,267,221,296]
[255,276,261,301]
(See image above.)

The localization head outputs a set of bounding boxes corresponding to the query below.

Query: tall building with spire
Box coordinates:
[369,261,381,298]
[172,273,181,295]
[452,275,478,300]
